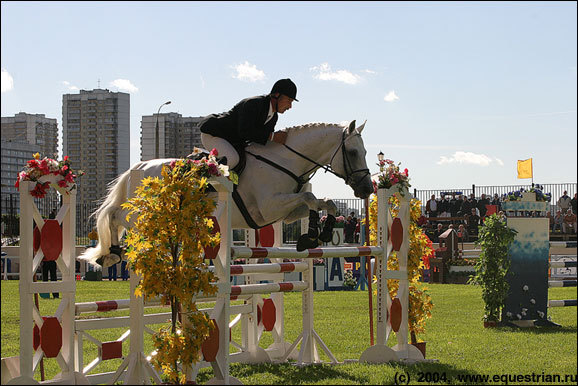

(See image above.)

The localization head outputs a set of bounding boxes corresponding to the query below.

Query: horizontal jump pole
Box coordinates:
[550,241,577,248]
[209,262,309,275]
[549,261,577,268]
[230,281,308,296]
[548,299,577,307]
[75,294,255,315]
[231,246,383,259]
[548,280,577,288]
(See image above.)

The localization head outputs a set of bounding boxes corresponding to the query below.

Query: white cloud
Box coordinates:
[231,61,266,82]
[109,79,139,93]
[384,90,399,102]
[62,81,79,91]
[437,151,503,167]
[310,62,362,85]
[362,69,377,75]
[1,68,14,93]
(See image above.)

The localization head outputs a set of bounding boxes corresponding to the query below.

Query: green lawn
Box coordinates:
[1,281,576,384]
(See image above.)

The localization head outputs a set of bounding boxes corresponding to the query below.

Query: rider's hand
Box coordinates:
[272,131,288,144]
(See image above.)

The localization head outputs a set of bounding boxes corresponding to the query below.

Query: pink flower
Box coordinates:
[403,168,409,176]
[169,160,176,169]
[208,163,220,176]
[372,180,378,194]
[209,148,218,157]
[58,179,68,188]
[63,156,69,162]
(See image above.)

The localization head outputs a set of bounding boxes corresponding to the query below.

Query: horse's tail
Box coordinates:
[78,169,131,265]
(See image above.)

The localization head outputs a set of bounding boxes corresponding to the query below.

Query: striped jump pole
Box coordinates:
[548,299,578,307]
[549,260,577,269]
[548,280,577,288]
[231,246,383,259]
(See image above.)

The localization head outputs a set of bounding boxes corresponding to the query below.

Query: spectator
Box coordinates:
[498,211,507,223]
[547,211,554,231]
[468,194,478,215]
[108,263,118,281]
[466,208,481,235]
[449,193,460,218]
[553,210,564,233]
[571,193,577,215]
[354,218,360,244]
[557,191,571,214]
[457,224,469,242]
[460,195,472,217]
[344,214,356,243]
[491,193,502,212]
[438,194,450,218]
[433,223,444,243]
[563,209,577,234]
[477,193,490,220]
[426,195,438,219]
[121,261,128,281]
[417,211,428,227]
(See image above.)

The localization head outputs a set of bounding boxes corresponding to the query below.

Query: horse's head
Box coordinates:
[330,120,374,199]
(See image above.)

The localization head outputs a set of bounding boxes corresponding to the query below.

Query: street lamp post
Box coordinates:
[377,151,384,172]
[155,101,171,159]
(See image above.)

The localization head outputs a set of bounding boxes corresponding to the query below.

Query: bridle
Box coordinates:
[272,128,371,191]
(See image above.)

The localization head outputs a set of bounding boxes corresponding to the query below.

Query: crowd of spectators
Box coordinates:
[421,190,577,242]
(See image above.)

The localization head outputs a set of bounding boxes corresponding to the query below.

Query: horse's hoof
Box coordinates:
[318,230,333,243]
[97,254,121,269]
[296,234,319,252]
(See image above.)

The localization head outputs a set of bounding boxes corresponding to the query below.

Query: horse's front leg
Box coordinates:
[260,193,337,251]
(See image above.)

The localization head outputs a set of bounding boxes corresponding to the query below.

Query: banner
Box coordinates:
[517,158,533,179]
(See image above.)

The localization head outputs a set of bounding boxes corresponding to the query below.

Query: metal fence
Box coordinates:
[1,193,98,246]
[412,183,576,215]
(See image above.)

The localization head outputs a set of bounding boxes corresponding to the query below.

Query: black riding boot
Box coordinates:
[318,214,336,243]
[296,210,320,252]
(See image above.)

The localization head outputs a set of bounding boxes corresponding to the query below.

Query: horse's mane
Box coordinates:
[282,122,344,134]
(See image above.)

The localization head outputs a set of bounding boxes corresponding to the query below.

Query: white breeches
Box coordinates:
[201,133,240,169]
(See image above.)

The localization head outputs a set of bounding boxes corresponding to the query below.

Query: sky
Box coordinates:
[1,1,576,200]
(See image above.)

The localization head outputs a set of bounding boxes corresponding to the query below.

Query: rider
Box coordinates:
[198,78,298,170]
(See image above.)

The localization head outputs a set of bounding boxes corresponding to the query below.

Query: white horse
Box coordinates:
[79,120,374,268]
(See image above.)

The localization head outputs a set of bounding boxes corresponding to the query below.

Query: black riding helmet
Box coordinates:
[270,78,298,101]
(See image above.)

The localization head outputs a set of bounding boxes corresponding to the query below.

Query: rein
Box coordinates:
[247,129,370,193]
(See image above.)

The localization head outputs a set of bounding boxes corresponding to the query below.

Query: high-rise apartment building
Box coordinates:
[1,112,59,215]
[1,112,58,158]
[62,89,130,205]
[140,113,203,161]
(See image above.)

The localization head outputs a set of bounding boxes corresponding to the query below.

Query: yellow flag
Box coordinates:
[517,159,533,179]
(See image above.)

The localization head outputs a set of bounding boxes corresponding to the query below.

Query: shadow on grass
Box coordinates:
[195,361,488,385]
[490,323,577,335]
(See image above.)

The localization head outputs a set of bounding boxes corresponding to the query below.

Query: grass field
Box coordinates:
[1,280,576,385]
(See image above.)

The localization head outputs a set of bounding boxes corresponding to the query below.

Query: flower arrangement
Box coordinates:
[343,269,357,290]
[122,158,220,384]
[186,148,237,184]
[501,185,551,202]
[374,159,411,195]
[15,153,84,198]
